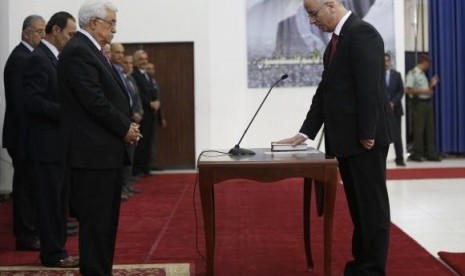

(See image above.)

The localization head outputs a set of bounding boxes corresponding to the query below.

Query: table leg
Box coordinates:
[199,170,215,276]
[323,168,338,276]
[315,180,325,217]
[303,178,314,272]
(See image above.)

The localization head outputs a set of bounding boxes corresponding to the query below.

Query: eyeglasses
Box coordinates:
[26,28,45,36]
[307,1,331,20]
[95,17,117,29]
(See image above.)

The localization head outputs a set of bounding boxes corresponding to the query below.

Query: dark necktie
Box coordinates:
[123,76,135,108]
[116,68,134,107]
[329,33,338,64]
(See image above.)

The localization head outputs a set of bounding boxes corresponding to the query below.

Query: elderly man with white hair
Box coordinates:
[57,0,141,275]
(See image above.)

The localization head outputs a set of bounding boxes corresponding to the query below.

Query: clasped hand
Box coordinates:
[124,123,142,144]
[150,100,161,111]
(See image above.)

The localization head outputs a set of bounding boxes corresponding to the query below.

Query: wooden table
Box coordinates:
[197,148,338,276]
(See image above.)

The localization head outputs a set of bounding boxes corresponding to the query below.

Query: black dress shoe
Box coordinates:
[127,186,140,194]
[395,160,406,166]
[44,256,79,268]
[121,193,129,201]
[67,227,78,236]
[408,154,423,162]
[16,239,40,251]
[67,220,79,229]
[426,154,442,161]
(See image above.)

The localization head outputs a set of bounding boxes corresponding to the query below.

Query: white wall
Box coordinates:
[0,1,12,192]
[0,0,406,192]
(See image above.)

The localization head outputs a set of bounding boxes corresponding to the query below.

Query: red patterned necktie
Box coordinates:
[329,33,338,64]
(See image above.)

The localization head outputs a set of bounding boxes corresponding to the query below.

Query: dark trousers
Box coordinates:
[133,111,155,175]
[339,146,390,276]
[123,144,136,188]
[8,149,38,244]
[393,115,404,162]
[412,100,437,157]
[32,162,68,264]
[69,168,123,276]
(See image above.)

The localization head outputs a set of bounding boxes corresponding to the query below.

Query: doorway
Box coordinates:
[123,42,195,170]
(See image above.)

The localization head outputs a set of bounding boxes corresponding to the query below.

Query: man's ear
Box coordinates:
[52,25,61,35]
[22,30,31,41]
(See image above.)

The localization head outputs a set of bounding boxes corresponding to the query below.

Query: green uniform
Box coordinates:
[405,67,438,159]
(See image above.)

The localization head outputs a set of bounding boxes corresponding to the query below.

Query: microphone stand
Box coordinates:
[229,75,288,156]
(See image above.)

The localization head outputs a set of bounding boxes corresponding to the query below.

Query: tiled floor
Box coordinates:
[387,158,465,257]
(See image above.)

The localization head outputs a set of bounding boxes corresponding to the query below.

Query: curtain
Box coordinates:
[429,0,465,153]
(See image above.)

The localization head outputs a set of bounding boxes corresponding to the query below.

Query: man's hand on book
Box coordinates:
[276,133,307,146]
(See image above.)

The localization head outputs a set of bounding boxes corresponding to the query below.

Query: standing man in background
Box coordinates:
[405,54,441,162]
[145,62,166,129]
[110,43,142,200]
[58,0,141,274]
[385,53,406,166]
[122,55,143,125]
[132,50,160,177]
[145,62,167,167]
[278,0,394,275]
[3,14,46,251]
[24,11,78,267]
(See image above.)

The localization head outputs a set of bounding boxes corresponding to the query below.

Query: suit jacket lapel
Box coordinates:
[39,42,58,67]
[324,14,358,68]
[75,33,128,94]
[388,69,393,89]
[94,49,128,94]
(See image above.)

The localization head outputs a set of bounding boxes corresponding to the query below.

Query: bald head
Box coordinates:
[103,44,111,57]
[110,43,124,65]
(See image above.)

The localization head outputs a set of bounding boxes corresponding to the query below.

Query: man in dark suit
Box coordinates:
[57,1,141,275]
[2,14,46,251]
[279,0,394,275]
[110,43,141,200]
[385,53,406,166]
[145,63,166,128]
[145,62,167,162]
[131,50,160,176]
[23,11,78,268]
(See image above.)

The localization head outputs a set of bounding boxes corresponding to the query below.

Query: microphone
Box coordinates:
[229,74,288,156]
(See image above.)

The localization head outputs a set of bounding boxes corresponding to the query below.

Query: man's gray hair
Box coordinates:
[78,0,117,28]
[22,15,45,31]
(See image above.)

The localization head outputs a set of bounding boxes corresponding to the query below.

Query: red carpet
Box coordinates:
[439,251,465,276]
[387,167,465,180]
[0,173,455,275]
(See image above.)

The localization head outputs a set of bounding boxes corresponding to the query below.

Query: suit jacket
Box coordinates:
[131,68,157,112]
[23,42,62,163]
[148,76,164,125]
[125,74,143,115]
[299,14,394,158]
[386,69,404,117]
[2,43,32,153]
[58,32,131,169]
